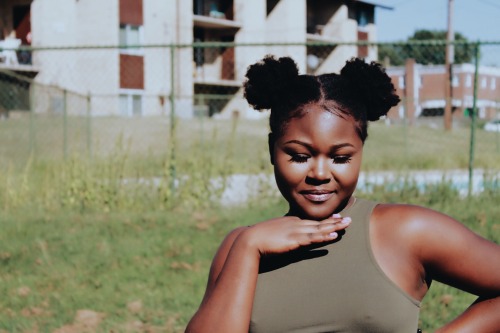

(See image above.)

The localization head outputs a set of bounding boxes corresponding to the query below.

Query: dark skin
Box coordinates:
[186,105,500,333]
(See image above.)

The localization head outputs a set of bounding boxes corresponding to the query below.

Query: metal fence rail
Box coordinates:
[1,41,499,195]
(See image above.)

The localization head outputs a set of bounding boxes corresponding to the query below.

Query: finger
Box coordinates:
[297,231,338,245]
[298,220,350,235]
[310,228,343,243]
[296,224,346,243]
[323,216,351,226]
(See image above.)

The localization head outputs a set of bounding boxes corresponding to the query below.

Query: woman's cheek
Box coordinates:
[283,164,309,184]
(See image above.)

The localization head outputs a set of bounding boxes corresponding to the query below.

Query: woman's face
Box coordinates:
[272,105,363,220]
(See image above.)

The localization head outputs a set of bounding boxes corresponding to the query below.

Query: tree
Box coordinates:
[378,29,474,66]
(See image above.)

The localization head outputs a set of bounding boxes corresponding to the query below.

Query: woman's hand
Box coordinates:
[186,213,351,333]
[240,213,351,257]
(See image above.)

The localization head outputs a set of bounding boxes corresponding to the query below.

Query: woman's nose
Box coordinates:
[308,157,330,180]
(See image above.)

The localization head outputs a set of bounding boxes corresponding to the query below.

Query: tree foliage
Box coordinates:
[378,29,474,66]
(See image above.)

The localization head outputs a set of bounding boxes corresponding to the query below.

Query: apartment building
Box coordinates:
[387,60,500,122]
[0,0,389,118]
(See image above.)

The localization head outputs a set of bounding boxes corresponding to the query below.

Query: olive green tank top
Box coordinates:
[250,198,420,333]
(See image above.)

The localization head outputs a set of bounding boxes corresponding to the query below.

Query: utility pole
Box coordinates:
[444,0,454,130]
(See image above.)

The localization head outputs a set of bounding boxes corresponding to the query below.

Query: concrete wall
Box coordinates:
[265,0,306,72]
[25,0,386,118]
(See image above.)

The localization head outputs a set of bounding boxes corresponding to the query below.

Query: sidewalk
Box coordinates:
[216,169,500,206]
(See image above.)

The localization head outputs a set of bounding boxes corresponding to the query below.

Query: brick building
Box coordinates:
[387,59,500,122]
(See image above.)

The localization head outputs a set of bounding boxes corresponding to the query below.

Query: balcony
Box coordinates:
[0,38,38,74]
[193,0,240,29]
[193,15,241,31]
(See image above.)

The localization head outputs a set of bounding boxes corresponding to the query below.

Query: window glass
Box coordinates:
[119,25,127,46]
[357,10,368,27]
[128,26,140,46]
[119,94,129,116]
[132,95,142,116]
[119,24,142,52]
[465,75,472,87]
[481,77,487,88]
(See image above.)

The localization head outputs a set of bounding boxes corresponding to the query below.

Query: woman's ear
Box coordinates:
[268,132,275,165]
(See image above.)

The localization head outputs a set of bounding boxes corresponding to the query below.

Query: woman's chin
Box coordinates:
[290,207,335,221]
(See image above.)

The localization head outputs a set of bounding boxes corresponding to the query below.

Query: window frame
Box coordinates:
[119,24,144,55]
[119,90,144,117]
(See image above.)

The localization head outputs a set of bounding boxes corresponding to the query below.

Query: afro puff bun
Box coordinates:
[244,55,299,111]
[243,55,321,112]
[339,58,400,121]
[243,55,400,140]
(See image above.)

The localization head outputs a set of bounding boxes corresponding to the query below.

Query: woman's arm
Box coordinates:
[436,295,500,332]
[406,206,500,331]
[185,226,260,333]
[185,215,351,333]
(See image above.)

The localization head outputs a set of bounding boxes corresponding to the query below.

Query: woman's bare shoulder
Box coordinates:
[206,227,248,283]
[373,202,500,292]
[371,202,477,259]
[373,202,458,231]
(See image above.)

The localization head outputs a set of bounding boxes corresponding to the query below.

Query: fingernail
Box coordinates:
[332,213,342,218]
[328,232,338,238]
[342,217,351,223]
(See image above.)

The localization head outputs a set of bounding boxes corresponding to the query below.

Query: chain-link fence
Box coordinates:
[1,41,499,195]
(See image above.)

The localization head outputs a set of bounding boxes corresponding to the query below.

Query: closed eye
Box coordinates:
[332,155,352,164]
[289,154,310,163]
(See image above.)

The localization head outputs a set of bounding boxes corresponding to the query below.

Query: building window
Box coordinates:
[120,24,143,54]
[465,75,472,87]
[491,78,496,90]
[398,76,405,89]
[120,93,143,116]
[119,0,144,102]
[357,10,369,27]
[452,75,459,87]
[481,77,487,89]
[348,3,374,28]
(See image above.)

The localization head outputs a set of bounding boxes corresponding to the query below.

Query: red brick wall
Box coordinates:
[120,0,143,25]
[120,54,144,89]
[357,31,368,58]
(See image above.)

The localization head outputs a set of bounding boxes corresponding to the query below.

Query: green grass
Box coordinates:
[0,189,498,332]
[0,115,499,332]
[1,115,499,173]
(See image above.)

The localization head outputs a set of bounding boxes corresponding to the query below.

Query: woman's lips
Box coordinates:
[301,191,334,202]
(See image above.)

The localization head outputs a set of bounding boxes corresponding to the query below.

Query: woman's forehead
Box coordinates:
[280,108,361,145]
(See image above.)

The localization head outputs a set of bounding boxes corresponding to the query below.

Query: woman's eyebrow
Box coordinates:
[283,140,354,151]
[283,140,313,149]
[328,143,355,151]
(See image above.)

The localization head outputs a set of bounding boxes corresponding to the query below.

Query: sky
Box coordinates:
[374,0,500,41]
[373,0,500,65]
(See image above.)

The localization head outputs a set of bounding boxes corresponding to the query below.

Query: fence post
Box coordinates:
[63,89,68,160]
[29,82,36,159]
[467,41,480,197]
[169,44,176,194]
[87,92,92,159]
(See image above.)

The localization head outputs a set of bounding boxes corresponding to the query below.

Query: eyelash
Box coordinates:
[289,154,352,164]
[290,154,309,163]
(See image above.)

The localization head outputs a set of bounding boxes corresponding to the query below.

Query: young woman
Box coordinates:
[186,56,500,332]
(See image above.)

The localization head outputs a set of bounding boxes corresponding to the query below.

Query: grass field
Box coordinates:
[1,115,500,173]
[1,188,498,332]
[0,116,499,332]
